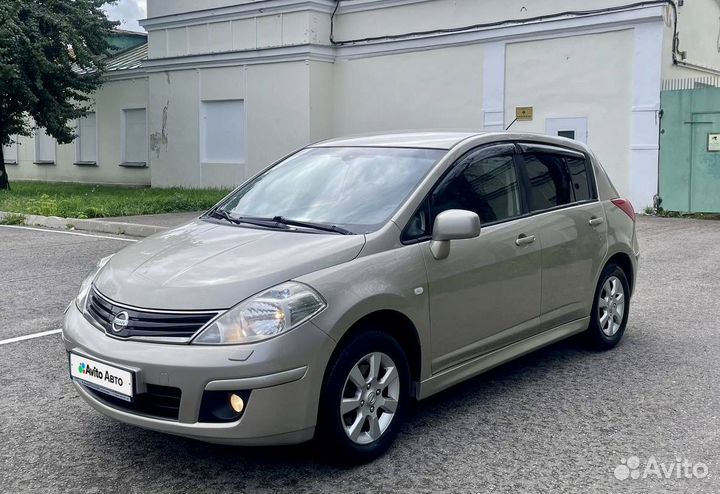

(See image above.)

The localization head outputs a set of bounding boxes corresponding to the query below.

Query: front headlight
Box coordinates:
[75,255,114,312]
[192,281,326,345]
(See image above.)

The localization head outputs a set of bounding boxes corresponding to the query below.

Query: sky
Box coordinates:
[104,0,147,33]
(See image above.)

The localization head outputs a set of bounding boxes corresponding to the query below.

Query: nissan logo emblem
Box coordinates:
[111,311,130,333]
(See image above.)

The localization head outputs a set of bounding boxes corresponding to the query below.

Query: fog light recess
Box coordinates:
[198,390,251,423]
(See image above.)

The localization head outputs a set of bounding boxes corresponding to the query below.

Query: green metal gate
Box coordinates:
[659,79,720,213]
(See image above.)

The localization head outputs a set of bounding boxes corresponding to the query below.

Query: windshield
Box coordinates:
[214,146,445,233]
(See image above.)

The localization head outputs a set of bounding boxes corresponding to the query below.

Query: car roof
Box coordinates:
[312,131,481,150]
[311,130,590,153]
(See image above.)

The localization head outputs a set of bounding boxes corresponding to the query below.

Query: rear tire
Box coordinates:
[585,263,630,350]
[316,329,410,464]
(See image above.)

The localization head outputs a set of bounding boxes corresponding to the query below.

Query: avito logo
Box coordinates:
[78,362,103,378]
[77,362,124,386]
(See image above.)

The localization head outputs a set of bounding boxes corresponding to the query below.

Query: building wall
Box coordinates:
[145,9,331,58]
[148,62,312,188]
[149,12,329,58]
[334,0,643,38]
[662,0,720,80]
[137,0,715,205]
[9,0,720,208]
[328,4,668,206]
[504,30,635,198]
[7,77,150,185]
[147,0,294,18]
[309,60,335,141]
[333,44,484,135]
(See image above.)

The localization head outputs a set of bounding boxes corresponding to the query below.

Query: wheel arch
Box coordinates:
[323,309,423,393]
[604,251,635,295]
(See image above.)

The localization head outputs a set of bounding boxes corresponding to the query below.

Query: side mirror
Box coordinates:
[430,209,481,260]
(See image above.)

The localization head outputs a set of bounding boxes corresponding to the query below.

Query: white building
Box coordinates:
[6,0,720,209]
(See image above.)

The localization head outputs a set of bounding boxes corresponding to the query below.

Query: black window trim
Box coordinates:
[400,140,601,245]
[401,142,530,244]
[514,141,599,216]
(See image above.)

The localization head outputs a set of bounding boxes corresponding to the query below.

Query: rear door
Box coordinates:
[516,143,608,330]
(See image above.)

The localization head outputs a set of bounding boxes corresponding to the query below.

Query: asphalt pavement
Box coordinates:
[1,217,719,493]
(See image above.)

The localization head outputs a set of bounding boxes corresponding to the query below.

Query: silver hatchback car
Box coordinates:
[64,131,639,463]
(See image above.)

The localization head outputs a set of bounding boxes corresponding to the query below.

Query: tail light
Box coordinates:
[611,198,636,222]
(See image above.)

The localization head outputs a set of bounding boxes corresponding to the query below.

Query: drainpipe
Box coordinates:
[654,108,664,211]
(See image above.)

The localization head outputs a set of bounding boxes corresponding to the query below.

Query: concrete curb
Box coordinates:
[0,211,167,237]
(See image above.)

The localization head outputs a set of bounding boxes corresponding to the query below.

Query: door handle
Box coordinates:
[589,216,605,226]
[515,234,536,246]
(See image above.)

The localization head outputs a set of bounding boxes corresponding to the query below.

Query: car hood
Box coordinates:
[94,220,366,310]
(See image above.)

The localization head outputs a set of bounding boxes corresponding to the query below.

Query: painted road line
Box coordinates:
[0,224,138,242]
[0,328,63,346]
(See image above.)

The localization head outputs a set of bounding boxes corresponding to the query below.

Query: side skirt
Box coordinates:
[415,317,589,400]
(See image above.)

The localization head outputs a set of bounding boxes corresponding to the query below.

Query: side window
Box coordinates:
[565,155,594,201]
[523,153,573,212]
[431,150,521,225]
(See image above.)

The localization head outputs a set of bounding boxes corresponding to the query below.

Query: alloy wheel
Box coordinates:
[598,275,625,337]
[340,352,400,445]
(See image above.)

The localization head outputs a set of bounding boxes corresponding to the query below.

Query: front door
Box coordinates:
[414,144,542,373]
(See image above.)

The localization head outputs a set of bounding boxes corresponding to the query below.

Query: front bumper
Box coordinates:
[63,303,336,445]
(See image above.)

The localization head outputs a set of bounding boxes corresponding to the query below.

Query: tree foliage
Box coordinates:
[0,0,118,189]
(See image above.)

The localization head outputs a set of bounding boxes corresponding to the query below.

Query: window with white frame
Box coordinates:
[35,128,56,163]
[200,100,245,163]
[3,137,18,163]
[122,108,147,164]
[76,112,97,163]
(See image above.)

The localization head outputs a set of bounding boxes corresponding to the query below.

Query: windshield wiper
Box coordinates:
[208,208,241,224]
[208,210,351,234]
[209,210,289,229]
[271,216,353,235]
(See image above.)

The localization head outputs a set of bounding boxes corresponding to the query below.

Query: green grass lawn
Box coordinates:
[0,182,230,219]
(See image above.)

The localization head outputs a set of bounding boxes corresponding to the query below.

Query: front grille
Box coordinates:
[86,288,219,342]
[84,383,182,420]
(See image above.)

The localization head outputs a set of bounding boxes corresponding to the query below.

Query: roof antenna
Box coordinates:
[505,118,518,131]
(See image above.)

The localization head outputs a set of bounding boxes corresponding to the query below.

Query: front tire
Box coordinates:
[585,263,630,350]
[316,329,410,464]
